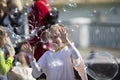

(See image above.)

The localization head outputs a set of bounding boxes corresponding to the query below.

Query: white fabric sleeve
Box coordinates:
[5,37,15,56]
[37,52,47,74]
[68,43,82,66]
[30,60,42,78]
[72,58,81,67]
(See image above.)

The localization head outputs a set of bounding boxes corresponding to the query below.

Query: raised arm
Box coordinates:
[59,26,88,80]
[67,42,88,80]
[21,42,42,78]
[0,51,13,75]
[0,27,14,75]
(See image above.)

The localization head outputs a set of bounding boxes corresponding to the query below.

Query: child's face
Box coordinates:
[17,52,27,64]
[0,36,6,47]
[49,26,62,45]
[0,29,7,47]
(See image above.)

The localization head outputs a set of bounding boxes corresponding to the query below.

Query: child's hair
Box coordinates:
[0,28,7,47]
[48,23,65,35]
[48,23,65,32]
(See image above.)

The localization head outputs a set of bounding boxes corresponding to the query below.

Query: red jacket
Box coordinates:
[28,0,51,61]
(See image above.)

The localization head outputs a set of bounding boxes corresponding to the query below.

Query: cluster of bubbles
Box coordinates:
[62,0,77,13]
[39,25,78,52]
[8,0,118,45]
[85,51,119,80]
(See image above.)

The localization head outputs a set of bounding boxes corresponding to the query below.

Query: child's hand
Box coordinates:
[21,42,35,57]
[59,27,68,43]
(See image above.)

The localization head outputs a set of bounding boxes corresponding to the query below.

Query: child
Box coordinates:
[0,0,7,26]
[0,27,14,79]
[7,43,36,80]
[23,23,88,80]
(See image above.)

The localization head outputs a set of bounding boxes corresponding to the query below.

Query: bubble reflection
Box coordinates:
[85,51,119,80]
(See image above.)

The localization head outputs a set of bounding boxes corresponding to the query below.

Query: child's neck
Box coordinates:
[55,43,67,52]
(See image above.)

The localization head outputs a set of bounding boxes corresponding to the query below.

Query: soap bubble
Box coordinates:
[40,30,50,43]
[62,0,77,13]
[85,51,119,80]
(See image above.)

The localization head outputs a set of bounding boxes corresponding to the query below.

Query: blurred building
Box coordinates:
[52,1,120,49]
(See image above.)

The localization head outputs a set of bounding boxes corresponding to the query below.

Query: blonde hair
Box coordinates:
[49,23,65,32]
[7,0,23,11]
[0,28,7,47]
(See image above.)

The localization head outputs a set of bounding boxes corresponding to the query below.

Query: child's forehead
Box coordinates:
[49,26,60,31]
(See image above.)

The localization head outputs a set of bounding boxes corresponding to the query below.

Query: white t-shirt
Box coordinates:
[12,66,36,80]
[37,44,81,80]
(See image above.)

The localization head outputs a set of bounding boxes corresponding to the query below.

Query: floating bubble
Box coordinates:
[49,7,58,16]
[7,27,21,46]
[62,7,70,13]
[85,51,119,80]
[43,44,47,49]
[62,0,77,13]
[40,30,50,43]
[48,42,58,52]
[75,24,80,28]
[109,7,118,15]
[58,20,62,23]
[64,27,75,33]
[89,10,101,17]
[6,24,38,47]
[24,12,28,15]
[105,7,118,15]
[68,1,77,8]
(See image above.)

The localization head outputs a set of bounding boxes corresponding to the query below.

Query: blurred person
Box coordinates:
[28,0,59,61]
[22,24,88,80]
[0,27,14,80]
[4,0,28,36]
[7,43,36,80]
[0,0,7,26]
[1,0,29,50]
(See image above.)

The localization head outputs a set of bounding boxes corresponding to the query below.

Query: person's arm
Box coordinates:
[21,42,43,78]
[5,37,15,56]
[1,26,15,56]
[66,42,88,80]
[66,41,88,80]
[60,26,88,80]
[0,51,13,75]
[74,60,88,80]
[30,58,42,78]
